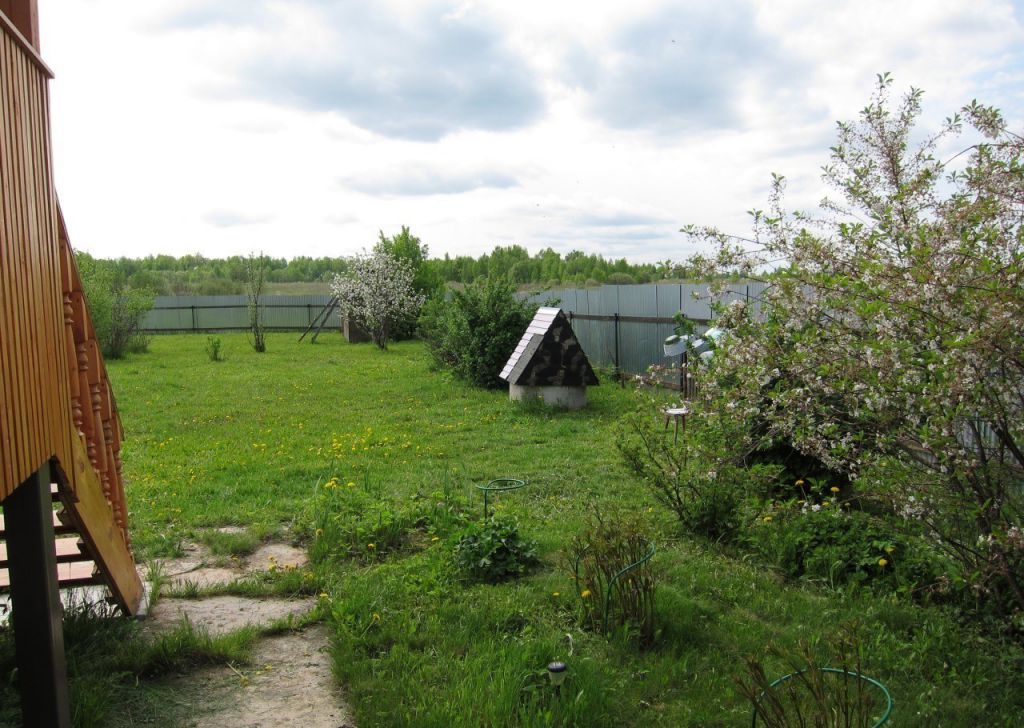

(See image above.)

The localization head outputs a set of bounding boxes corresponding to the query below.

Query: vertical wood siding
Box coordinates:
[1,15,129,546]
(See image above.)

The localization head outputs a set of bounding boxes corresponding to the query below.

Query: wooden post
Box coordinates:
[3,461,73,728]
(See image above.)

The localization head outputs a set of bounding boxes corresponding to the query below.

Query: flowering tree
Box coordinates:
[685,75,1024,618]
[330,250,425,350]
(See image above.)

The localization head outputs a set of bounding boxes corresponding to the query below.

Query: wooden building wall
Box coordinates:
[0,12,74,501]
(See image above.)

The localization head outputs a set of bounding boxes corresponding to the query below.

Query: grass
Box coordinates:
[3,332,1023,726]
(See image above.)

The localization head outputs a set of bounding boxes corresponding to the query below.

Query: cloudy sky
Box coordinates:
[37,0,1024,263]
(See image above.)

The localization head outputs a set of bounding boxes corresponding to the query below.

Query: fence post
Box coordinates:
[614,312,622,387]
[191,305,196,332]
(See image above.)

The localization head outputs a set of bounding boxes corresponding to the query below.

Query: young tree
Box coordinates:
[330,250,425,350]
[245,252,268,353]
[686,75,1024,618]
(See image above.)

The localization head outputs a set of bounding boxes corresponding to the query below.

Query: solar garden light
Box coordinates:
[547,661,568,695]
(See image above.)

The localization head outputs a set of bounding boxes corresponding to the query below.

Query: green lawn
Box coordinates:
[15,332,1024,726]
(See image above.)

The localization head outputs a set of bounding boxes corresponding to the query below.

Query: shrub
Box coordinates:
[419,276,537,389]
[76,252,154,359]
[205,336,223,362]
[452,516,539,583]
[617,399,780,541]
[750,503,952,598]
[569,511,656,642]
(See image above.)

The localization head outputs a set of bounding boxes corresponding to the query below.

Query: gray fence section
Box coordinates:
[524,282,767,376]
[143,295,335,332]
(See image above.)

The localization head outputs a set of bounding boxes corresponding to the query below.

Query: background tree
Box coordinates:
[331,250,425,350]
[373,226,440,339]
[686,75,1024,620]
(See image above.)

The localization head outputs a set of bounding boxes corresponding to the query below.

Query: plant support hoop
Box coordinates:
[751,668,892,727]
[574,539,656,633]
[475,478,528,520]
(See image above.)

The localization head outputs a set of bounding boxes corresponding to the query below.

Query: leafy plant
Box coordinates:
[205,336,224,362]
[569,511,656,642]
[453,515,539,583]
[418,275,537,388]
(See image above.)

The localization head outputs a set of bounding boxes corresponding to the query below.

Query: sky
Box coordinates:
[37,0,1024,264]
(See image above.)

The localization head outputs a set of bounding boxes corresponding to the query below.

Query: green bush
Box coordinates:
[453,516,539,583]
[419,276,537,389]
[750,505,952,598]
[617,402,780,541]
[77,253,155,359]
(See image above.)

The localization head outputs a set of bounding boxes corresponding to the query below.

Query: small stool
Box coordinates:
[663,407,689,443]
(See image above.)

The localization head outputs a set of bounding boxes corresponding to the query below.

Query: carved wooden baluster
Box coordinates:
[85,340,111,506]
[109,416,129,546]
[63,293,83,435]
[99,382,123,531]
[76,339,97,467]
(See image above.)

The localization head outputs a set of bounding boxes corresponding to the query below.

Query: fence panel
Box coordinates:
[143,295,334,332]
[523,282,762,377]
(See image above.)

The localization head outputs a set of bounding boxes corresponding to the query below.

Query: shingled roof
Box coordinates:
[499,307,599,387]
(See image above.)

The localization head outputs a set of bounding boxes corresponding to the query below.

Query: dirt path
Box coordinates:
[144,536,354,727]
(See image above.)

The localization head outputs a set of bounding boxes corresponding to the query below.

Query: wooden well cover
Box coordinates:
[499,307,599,387]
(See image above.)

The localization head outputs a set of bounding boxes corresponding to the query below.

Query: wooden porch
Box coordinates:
[1,1,144,723]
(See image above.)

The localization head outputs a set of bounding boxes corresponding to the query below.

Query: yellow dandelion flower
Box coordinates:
[795,479,805,486]
[552,592,560,598]
[372,612,381,622]
[431,536,440,542]
[830,486,841,493]
[318,592,330,599]
[581,589,592,599]
[763,515,773,523]
[367,543,376,550]
[884,546,895,554]
[878,558,888,568]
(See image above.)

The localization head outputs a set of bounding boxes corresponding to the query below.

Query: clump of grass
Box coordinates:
[196,527,262,558]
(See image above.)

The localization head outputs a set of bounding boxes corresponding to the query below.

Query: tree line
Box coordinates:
[76,241,689,296]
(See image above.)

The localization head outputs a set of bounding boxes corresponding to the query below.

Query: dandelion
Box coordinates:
[552,592,560,598]
[581,589,592,599]
[367,543,376,550]
[315,528,324,537]
[795,479,805,486]
[878,558,888,568]
[884,546,895,554]
[318,592,330,599]
[830,486,841,493]
[431,536,440,542]
[763,515,773,523]
[372,612,381,623]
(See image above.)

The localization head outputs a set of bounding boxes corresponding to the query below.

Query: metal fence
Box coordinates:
[142,295,335,332]
[523,282,767,377]
[144,283,767,377]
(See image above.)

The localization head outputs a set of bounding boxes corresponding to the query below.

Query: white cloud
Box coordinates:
[36,0,1024,264]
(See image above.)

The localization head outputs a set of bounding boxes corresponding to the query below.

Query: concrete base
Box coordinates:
[509,384,588,410]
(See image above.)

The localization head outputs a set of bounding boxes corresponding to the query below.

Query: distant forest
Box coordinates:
[78,243,692,296]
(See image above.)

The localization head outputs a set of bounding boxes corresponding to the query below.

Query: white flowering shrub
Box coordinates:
[330,250,426,350]
[685,75,1024,621]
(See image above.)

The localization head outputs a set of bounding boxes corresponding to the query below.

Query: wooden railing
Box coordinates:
[1,9,141,612]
